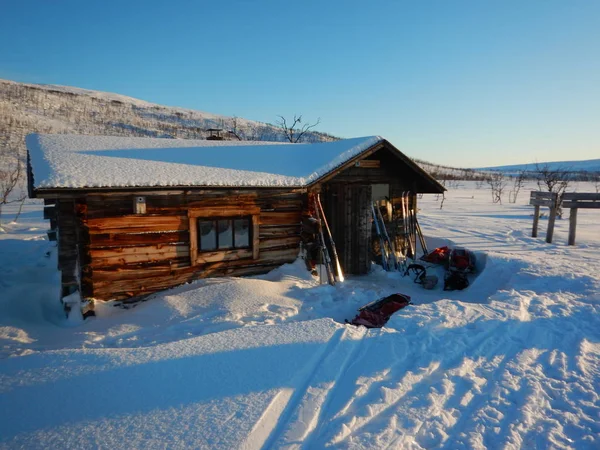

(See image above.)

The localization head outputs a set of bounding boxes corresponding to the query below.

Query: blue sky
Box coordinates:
[1,0,598,167]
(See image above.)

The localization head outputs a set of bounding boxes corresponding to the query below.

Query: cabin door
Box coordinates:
[323,184,372,275]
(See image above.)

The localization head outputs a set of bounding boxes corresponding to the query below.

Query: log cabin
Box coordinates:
[26,134,445,314]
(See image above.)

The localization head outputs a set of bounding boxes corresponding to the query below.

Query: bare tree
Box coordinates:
[486,172,507,204]
[227,116,243,141]
[245,124,270,141]
[276,114,321,143]
[534,163,570,218]
[592,172,600,193]
[508,169,527,203]
[0,151,26,229]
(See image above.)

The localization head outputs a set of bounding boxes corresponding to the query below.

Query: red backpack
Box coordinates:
[447,248,476,272]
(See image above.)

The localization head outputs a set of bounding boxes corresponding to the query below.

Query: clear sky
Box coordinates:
[1,0,598,167]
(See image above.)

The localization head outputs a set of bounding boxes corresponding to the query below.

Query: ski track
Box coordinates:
[285,200,600,449]
[260,326,369,450]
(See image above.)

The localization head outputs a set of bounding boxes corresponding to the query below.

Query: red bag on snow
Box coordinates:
[448,248,476,272]
[421,246,450,264]
[348,294,412,329]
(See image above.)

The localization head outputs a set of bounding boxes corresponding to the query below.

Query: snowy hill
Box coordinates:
[0,78,337,165]
[0,78,471,185]
[478,158,600,174]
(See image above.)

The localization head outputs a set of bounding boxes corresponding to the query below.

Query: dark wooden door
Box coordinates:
[323,184,372,275]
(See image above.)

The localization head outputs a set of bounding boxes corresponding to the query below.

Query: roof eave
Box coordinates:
[307,139,446,193]
[31,184,308,198]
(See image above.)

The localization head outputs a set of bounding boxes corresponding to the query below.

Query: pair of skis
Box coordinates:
[372,201,399,271]
[313,194,344,285]
[400,192,428,259]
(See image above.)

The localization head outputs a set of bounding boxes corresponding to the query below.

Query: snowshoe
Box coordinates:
[404,264,438,290]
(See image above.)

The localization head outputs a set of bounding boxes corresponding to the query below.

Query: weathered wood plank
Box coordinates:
[89,231,189,248]
[86,215,189,233]
[562,201,600,209]
[259,225,301,238]
[195,248,253,264]
[259,237,301,251]
[89,244,189,267]
[546,205,557,244]
[260,211,302,226]
[355,160,381,168]
[529,198,556,207]
[562,193,600,201]
[532,205,540,238]
[188,216,198,265]
[568,207,578,245]
[252,215,260,259]
[90,243,189,258]
[188,206,260,218]
[530,191,557,199]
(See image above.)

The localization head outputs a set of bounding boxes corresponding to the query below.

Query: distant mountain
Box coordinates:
[0,78,337,165]
[478,159,600,174]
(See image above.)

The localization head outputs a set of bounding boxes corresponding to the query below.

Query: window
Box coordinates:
[198,218,250,251]
[188,207,260,265]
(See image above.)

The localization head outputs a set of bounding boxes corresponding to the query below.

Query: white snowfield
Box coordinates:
[26,134,382,188]
[1,182,599,449]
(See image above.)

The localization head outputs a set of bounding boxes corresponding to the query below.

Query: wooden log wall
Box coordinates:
[74,190,305,301]
[56,199,79,296]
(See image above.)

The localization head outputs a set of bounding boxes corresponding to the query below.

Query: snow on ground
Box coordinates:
[1,182,599,449]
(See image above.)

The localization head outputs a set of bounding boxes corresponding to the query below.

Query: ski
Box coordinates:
[375,201,398,270]
[316,193,345,282]
[371,202,389,271]
[415,218,428,256]
[402,191,415,259]
[313,195,336,285]
[408,193,417,260]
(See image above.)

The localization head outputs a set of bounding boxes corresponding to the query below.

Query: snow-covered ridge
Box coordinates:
[477,158,600,173]
[27,134,383,188]
[0,78,338,183]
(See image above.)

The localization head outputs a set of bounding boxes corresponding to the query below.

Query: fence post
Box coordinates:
[545,193,558,244]
[532,205,540,237]
[568,207,578,245]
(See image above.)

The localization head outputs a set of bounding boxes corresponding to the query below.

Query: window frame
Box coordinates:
[197,217,251,251]
[188,207,260,265]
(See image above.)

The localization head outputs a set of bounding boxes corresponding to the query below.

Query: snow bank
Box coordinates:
[26,134,382,188]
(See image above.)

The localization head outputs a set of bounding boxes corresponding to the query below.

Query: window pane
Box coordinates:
[234,219,250,247]
[199,220,216,251]
[218,220,233,249]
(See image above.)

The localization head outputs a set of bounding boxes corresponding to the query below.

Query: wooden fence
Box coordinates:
[530,191,600,245]
[562,193,600,245]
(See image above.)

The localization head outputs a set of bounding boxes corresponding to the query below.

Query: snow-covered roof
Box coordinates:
[27,134,386,190]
